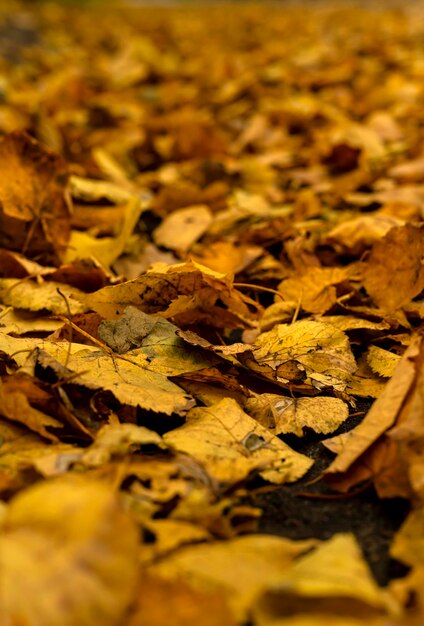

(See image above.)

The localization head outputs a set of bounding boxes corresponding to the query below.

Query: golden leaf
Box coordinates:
[163,398,313,485]
[366,345,401,378]
[0,476,139,626]
[245,394,349,437]
[251,320,356,391]
[150,534,316,621]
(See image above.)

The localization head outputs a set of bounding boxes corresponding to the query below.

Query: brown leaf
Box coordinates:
[0,131,70,264]
[362,224,424,312]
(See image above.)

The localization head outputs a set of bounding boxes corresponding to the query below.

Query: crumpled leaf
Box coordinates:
[163,397,313,485]
[0,131,70,264]
[0,475,139,626]
[245,394,349,437]
[78,260,260,329]
[150,534,316,621]
[81,422,163,467]
[249,320,356,392]
[362,224,424,312]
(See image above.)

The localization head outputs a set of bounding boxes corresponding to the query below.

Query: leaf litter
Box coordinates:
[0,1,424,624]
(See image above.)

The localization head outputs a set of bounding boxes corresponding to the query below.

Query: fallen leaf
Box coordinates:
[0,475,139,626]
[245,394,349,437]
[0,131,70,264]
[153,204,213,251]
[362,224,424,312]
[249,320,356,392]
[163,398,313,485]
[150,534,316,621]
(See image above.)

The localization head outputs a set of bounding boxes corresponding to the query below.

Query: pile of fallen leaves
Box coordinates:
[1,1,424,624]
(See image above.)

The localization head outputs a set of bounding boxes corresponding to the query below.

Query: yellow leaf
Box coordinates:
[0,131,70,264]
[0,278,86,315]
[0,379,63,442]
[153,205,213,251]
[278,267,349,314]
[128,572,236,626]
[245,394,349,437]
[0,305,62,335]
[366,345,401,378]
[64,197,145,269]
[0,476,139,626]
[254,534,397,625]
[251,320,356,392]
[163,398,313,485]
[81,422,163,467]
[0,333,194,416]
[150,534,316,621]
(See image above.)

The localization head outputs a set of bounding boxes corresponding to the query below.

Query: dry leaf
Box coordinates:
[250,320,356,392]
[245,394,349,437]
[163,398,313,485]
[0,131,70,264]
[362,224,424,312]
[0,476,139,626]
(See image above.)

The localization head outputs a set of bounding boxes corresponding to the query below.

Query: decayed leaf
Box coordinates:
[153,204,213,251]
[245,394,349,437]
[249,320,356,391]
[253,534,397,625]
[98,306,217,375]
[150,534,316,621]
[0,131,70,264]
[278,267,349,314]
[366,345,401,378]
[163,398,313,485]
[0,476,139,626]
[362,224,424,312]
[78,260,260,329]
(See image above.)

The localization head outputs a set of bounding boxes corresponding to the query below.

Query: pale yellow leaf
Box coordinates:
[153,204,212,251]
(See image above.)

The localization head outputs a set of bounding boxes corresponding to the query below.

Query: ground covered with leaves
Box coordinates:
[1,1,424,624]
